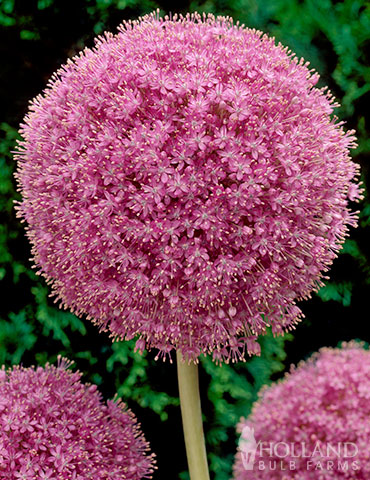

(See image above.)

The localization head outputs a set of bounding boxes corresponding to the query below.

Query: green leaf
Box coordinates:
[317,282,352,306]
[20,30,40,40]
[0,310,37,365]
[37,0,54,9]
[32,285,86,347]
[107,340,179,421]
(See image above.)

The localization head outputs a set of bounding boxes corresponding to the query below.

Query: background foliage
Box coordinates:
[0,1,369,479]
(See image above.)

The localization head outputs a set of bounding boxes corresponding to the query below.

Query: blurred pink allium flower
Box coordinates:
[233,343,370,479]
[15,12,361,362]
[0,359,155,479]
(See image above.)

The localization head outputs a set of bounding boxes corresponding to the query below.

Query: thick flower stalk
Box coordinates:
[233,343,370,479]
[0,359,155,479]
[15,12,361,363]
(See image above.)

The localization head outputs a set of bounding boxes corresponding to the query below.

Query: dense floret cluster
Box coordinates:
[15,12,361,362]
[234,344,370,479]
[0,360,155,479]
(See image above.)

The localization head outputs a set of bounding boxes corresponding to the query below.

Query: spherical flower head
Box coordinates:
[15,12,361,363]
[233,343,370,479]
[0,358,155,479]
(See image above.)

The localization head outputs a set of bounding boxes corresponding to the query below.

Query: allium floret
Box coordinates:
[233,343,370,479]
[0,359,155,479]
[15,12,361,362]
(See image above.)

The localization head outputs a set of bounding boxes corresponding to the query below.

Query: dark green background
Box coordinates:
[1,1,369,479]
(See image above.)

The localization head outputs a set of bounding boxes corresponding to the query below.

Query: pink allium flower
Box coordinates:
[0,359,155,479]
[15,12,361,362]
[233,343,370,479]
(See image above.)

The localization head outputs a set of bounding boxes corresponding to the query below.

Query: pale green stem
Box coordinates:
[177,351,210,480]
